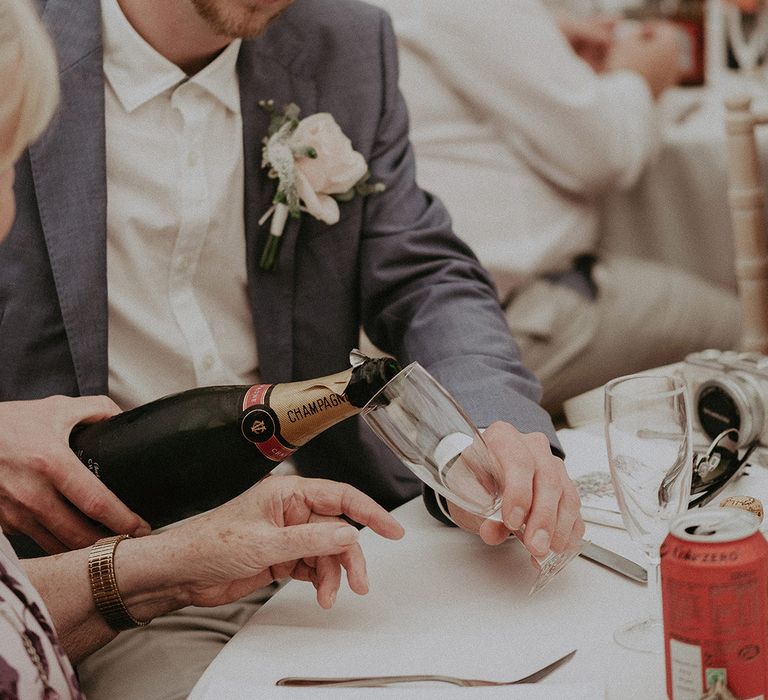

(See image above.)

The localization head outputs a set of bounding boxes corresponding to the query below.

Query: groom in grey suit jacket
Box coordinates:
[0,0,582,696]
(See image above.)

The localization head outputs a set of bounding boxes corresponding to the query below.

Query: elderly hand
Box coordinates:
[442,422,584,561]
[0,396,150,553]
[150,475,405,611]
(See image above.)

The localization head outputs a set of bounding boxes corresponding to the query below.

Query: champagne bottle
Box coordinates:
[69,351,401,529]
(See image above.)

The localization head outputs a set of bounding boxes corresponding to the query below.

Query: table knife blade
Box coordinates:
[579,540,647,583]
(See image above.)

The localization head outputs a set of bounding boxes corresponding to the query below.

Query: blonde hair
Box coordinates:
[0,0,59,172]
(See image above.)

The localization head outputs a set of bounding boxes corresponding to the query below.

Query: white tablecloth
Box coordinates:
[190,493,644,699]
[598,71,768,292]
[189,425,768,699]
[189,433,672,699]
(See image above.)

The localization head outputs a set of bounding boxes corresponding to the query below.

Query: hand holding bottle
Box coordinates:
[0,395,150,553]
[68,354,402,530]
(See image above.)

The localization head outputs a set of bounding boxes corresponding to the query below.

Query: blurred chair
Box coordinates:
[724,94,768,353]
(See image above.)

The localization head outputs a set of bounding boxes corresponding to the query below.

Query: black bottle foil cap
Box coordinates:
[344,355,402,407]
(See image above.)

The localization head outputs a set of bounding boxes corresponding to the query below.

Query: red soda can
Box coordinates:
[661,507,768,700]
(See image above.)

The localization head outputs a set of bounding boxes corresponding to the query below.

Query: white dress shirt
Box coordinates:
[101,0,258,409]
[370,0,660,301]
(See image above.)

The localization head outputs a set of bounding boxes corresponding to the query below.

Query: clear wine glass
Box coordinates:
[604,373,694,654]
[361,362,581,594]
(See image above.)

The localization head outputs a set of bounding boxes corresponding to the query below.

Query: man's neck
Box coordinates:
[116,0,231,75]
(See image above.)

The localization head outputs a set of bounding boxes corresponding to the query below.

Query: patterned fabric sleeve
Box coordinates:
[0,532,85,699]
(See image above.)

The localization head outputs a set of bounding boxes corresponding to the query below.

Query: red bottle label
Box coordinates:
[240,384,297,462]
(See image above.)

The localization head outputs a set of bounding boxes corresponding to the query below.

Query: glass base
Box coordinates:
[613,617,664,654]
[529,544,582,595]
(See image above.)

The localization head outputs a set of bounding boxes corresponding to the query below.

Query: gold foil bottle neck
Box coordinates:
[268,367,358,447]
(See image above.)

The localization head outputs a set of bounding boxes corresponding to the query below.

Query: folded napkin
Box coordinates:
[558,428,624,529]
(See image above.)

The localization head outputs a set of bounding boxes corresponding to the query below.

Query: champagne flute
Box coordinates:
[361,362,581,594]
[604,373,694,653]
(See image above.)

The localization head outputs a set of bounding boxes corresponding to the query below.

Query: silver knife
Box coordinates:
[579,540,647,583]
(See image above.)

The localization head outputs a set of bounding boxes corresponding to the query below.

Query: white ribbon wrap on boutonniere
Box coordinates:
[257,100,385,271]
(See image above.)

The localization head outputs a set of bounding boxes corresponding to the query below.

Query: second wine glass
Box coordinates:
[361,362,581,594]
[604,373,694,654]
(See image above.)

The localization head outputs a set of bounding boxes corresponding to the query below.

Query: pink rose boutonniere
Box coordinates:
[257,101,385,270]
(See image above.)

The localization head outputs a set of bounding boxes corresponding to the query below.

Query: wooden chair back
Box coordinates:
[724,94,768,353]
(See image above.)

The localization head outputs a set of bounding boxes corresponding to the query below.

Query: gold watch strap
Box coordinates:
[88,534,150,631]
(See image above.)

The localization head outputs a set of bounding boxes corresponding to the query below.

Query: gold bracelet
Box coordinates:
[88,534,151,631]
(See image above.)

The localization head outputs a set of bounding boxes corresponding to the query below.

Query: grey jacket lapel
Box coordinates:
[31,0,108,396]
[238,34,317,382]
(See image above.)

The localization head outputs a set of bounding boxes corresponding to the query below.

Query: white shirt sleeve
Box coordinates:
[385,0,660,195]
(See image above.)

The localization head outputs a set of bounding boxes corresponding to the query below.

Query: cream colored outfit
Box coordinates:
[370,0,740,413]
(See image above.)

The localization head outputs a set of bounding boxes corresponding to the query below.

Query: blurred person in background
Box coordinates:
[368,0,741,416]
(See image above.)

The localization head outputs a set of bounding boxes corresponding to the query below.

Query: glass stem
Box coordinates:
[646,551,662,624]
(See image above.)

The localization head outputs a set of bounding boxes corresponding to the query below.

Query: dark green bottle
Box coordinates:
[69,352,401,529]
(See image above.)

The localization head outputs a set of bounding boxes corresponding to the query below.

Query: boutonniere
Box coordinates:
[257,100,385,271]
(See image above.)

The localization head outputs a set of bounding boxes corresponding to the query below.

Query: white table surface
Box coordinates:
[189,427,768,700]
[598,71,768,293]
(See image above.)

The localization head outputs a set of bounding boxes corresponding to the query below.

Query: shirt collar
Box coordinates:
[101,0,242,115]
[191,40,242,115]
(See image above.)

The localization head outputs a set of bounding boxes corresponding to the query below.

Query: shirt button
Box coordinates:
[187,151,199,168]
[202,355,215,371]
[176,256,191,273]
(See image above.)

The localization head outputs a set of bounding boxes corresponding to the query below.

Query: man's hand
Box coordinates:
[0,396,150,553]
[606,20,681,98]
[443,422,584,561]
[161,475,405,610]
[557,14,617,73]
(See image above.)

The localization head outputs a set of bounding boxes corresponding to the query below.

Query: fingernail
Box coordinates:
[329,591,337,607]
[333,526,359,545]
[134,523,151,537]
[531,529,550,555]
[506,507,525,530]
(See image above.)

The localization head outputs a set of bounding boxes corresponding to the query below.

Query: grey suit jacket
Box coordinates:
[0,0,558,513]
